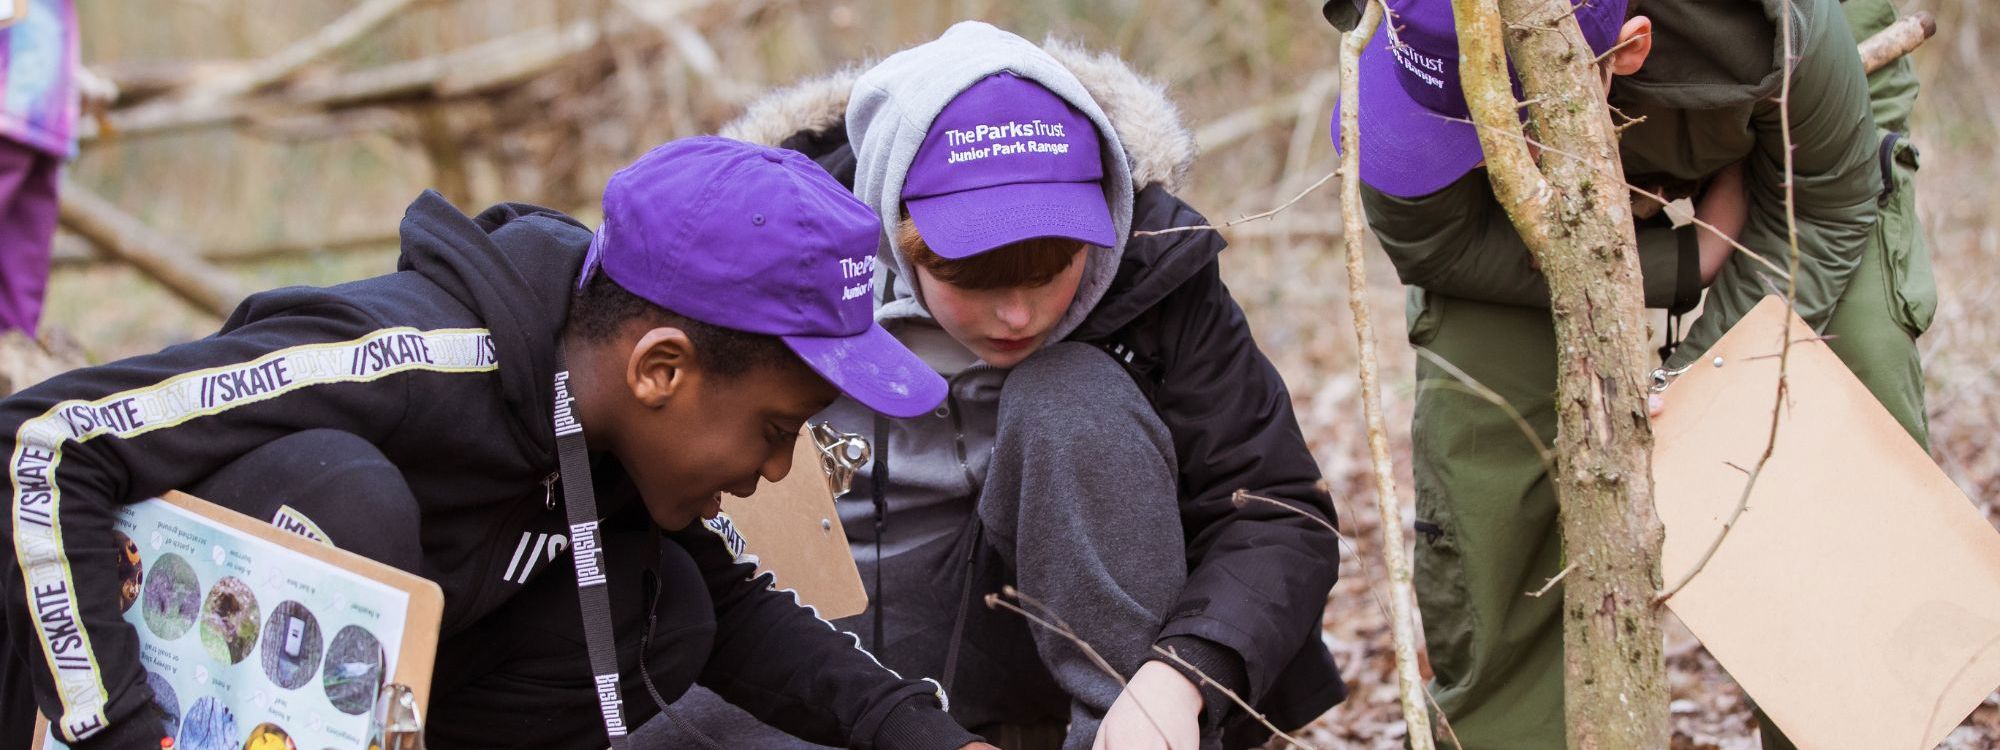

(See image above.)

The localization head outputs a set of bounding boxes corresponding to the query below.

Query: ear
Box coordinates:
[627,326,696,408]
[1610,16,1653,77]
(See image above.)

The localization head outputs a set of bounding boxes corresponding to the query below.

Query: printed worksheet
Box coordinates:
[43,497,411,750]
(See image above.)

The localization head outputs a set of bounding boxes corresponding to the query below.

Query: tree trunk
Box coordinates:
[1447,0,1669,747]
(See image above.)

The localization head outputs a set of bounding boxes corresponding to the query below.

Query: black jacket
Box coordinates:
[787,126,1347,741]
[0,192,972,750]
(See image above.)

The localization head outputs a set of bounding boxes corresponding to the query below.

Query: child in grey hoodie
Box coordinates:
[640,23,1345,750]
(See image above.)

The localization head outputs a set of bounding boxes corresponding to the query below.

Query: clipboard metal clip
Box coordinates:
[1651,356,1726,393]
[809,421,871,500]
[372,682,426,750]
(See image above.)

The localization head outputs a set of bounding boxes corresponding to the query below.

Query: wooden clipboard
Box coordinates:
[721,430,869,619]
[1654,296,2000,749]
[33,491,442,747]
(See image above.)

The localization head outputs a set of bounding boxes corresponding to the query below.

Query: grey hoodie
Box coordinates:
[717,23,1346,744]
[814,22,1182,562]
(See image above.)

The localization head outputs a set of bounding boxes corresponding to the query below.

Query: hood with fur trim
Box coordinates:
[721,25,1198,360]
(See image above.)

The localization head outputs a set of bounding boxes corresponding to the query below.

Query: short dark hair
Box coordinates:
[896,216,1084,291]
[565,270,800,379]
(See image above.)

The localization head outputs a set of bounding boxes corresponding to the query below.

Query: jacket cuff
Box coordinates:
[1157,635,1248,732]
[66,710,168,750]
[867,694,981,750]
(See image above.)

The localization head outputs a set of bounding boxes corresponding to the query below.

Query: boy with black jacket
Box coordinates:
[649,23,1345,750]
[1327,0,1934,747]
[2,137,996,750]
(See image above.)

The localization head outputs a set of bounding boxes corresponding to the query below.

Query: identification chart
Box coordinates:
[44,497,411,750]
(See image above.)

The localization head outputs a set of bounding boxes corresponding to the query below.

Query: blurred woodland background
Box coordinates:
[32,0,2000,746]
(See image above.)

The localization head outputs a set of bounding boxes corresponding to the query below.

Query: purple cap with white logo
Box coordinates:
[1331,0,1627,198]
[583,136,946,419]
[901,72,1118,259]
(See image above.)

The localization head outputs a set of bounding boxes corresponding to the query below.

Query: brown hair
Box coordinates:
[895,216,1085,291]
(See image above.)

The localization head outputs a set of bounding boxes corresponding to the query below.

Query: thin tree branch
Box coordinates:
[1657,0,1805,607]
[1242,487,1469,749]
[985,589,1176,749]
[1130,170,1337,237]
[1337,3,1437,747]
[1414,347,1556,469]
[1623,181,1793,281]
[1527,562,1575,598]
[1149,645,1315,750]
[1432,111,1795,283]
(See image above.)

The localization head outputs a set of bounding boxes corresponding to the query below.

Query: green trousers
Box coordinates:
[1409,244,1929,747]
[1406,90,1932,750]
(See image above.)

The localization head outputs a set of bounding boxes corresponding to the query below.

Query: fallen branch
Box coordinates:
[97,19,606,139]
[56,180,245,318]
[51,228,401,267]
[110,0,429,130]
[1856,10,1934,74]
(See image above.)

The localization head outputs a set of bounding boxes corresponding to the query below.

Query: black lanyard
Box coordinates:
[551,353,630,748]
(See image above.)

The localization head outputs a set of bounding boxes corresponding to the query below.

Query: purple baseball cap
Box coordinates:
[1331,0,1627,198]
[901,72,1118,259]
[582,136,947,419]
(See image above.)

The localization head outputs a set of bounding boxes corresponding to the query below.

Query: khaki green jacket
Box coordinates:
[1360,0,1928,366]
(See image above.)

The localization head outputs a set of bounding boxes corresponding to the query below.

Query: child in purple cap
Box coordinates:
[1326,0,1934,747]
[649,22,1345,750]
[0,136,996,750]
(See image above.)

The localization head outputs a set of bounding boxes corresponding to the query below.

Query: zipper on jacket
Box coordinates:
[542,472,559,510]
[944,375,982,491]
[870,414,890,656]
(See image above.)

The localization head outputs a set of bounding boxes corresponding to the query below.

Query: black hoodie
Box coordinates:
[1,192,972,750]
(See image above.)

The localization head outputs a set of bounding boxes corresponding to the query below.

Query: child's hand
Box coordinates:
[1091,661,1201,750]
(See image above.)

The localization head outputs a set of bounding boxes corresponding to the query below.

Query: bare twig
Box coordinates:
[1234,489,1341,538]
[1623,182,1793,281]
[1149,645,1315,750]
[1339,4,1435,744]
[1130,170,1337,237]
[1527,562,1575,598]
[1413,347,1555,469]
[1592,31,1649,65]
[1657,0,1806,607]
[1434,111,1795,283]
[985,588,1175,749]
[1857,10,1935,74]
[1250,486,1470,750]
